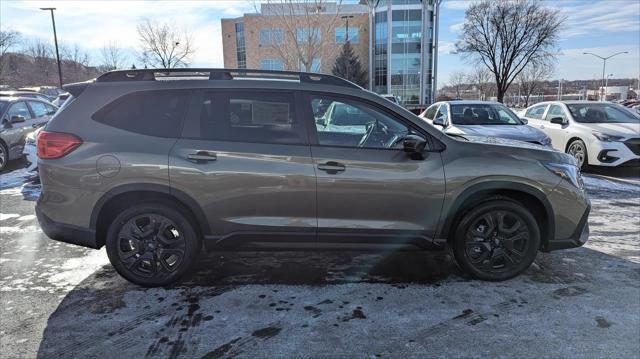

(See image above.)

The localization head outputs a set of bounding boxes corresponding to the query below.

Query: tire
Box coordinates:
[105,202,201,287]
[452,199,540,281]
[0,142,7,171]
[567,139,588,170]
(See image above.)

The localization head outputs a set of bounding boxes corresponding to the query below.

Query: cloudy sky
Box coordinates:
[1,0,639,86]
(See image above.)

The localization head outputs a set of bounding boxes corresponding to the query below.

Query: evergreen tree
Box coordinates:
[331,42,367,87]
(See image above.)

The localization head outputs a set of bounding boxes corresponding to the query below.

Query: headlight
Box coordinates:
[542,162,584,189]
[592,131,624,142]
[540,136,552,146]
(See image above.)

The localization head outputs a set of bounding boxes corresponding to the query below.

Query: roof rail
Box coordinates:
[96,68,361,89]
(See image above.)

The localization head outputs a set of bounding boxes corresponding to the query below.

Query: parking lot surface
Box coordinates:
[1,163,639,358]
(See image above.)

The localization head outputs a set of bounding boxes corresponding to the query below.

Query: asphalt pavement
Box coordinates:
[0,160,638,358]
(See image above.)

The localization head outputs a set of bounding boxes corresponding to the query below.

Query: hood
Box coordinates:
[580,122,640,137]
[456,134,557,151]
[445,124,549,143]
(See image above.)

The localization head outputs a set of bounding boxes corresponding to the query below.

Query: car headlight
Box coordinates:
[592,131,624,142]
[540,136,552,146]
[542,162,584,189]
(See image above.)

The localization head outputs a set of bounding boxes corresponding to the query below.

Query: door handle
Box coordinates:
[187,151,217,163]
[317,161,345,174]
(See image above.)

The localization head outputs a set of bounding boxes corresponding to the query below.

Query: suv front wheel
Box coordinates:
[105,203,200,287]
[452,199,540,281]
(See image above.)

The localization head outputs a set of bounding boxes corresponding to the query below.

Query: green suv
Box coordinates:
[35,69,590,286]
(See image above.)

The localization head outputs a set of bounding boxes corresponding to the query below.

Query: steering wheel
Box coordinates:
[358,122,376,147]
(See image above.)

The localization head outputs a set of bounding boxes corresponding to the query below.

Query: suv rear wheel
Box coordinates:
[105,203,200,287]
[452,199,540,281]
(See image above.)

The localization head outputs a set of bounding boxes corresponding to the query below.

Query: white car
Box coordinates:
[23,127,41,171]
[522,101,640,169]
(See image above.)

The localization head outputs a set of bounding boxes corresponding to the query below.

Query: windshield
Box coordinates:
[567,103,639,123]
[450,103,522,125]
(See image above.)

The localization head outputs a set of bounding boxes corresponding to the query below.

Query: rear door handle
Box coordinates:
[317,161,345,174]
[187,151,217,162]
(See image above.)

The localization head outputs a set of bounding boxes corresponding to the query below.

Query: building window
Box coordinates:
[335,27,359,44]
[260,58,284,71]
[296,28,321,44]
[235,22,246,68]
[299,58,321,73]
[259,29,283,46]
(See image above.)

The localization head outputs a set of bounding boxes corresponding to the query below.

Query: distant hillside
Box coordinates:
[0,52,102,89]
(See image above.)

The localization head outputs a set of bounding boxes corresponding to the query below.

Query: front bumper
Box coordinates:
[35,205,100,249]
[587,138,640,167]
[23,143,37,171]
[545,204,590,251]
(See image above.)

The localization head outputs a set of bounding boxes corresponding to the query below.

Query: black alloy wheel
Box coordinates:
[453,199,540,281]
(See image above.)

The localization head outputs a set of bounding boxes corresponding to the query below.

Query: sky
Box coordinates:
[1,0,639,87]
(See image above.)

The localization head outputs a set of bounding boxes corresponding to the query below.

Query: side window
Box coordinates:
[28,101,50,118]
[311,95,413,150]
[195,91,304,145]
[525,105,547,120]
[45,104,57,115]
[546,105,567,121]
[435,104,448,120]
[6,102,33,121]
[423,104,438,120]
[93,91,189,137]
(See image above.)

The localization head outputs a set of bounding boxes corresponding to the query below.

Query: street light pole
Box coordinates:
[41,7,63,88]
[583,51,628,101]
[341,15,354,81]
[605,73,614,100]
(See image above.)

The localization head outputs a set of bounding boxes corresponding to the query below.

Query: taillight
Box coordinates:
[37,131,82,159]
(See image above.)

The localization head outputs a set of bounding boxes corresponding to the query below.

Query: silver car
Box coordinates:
[420,100,552,146]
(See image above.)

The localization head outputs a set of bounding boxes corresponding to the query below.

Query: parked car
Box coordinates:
[0,97,56,170]
[36,69,589,287]
[52,92,70,107]
[0,91,54,103]
[522,101,640,169]
[23,126,41,172]
[18,86,64,99]
[419,100,552,146]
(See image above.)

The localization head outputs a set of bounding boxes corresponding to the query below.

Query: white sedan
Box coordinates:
[522,101,640,169]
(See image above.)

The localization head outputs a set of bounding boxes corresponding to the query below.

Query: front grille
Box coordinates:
[624,138,640,155]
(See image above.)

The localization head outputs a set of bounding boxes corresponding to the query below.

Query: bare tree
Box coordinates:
[455,0,564,103]
[61,43,90,67]
[100,41,128,71]
[1,29,21,82]
[449,71,467,98]
[517,60,554,107]
[137,19,194,68]
[467,67,492,100]
[256,0,343,72]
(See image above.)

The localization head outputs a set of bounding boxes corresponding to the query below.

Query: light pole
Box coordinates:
[341,15,354,80]
[604,73,614,101]
[41,7,63,88]
[583,51,628,101]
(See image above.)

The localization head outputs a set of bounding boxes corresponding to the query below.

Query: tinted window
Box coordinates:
[93,91,189,137]
[311,95,414,149]
[567,103,639,124]
[6,102,32,121]
[525,105,547,120]
[28,101,53,117]
[450,103,521,125]
[194,91,304,145]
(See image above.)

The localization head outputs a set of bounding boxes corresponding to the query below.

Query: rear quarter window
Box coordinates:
[92,90,190,137]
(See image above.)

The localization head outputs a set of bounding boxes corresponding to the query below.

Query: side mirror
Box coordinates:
[10,115,26,124]
[550,117,567,125]
[403,134,427,159]
[433,115,447,127]
[520,117,528,124]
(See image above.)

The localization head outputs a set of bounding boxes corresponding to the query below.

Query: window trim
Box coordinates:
[179,89,311,147]
[302,91,435,152]
[91,89,192,138]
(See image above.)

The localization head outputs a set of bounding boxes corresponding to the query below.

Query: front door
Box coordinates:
[304,93,445,246]
[169,90,316,246]
[544,104,571,149]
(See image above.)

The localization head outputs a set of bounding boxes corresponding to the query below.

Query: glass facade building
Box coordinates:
[372,0,440,106]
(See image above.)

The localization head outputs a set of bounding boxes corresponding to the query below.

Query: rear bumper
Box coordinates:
[35,205,100,249]
[545,204,590,251]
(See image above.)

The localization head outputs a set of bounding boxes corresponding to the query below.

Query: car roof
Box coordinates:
[441,100,503,105]
[0,96,50,102]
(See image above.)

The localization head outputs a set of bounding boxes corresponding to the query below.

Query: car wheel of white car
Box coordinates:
[567,139,588,169]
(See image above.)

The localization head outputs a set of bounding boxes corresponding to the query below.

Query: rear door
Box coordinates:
[523,104,549,130]
[169,89,317,245]
[304,93,445,246]
[1,101,33,158]
[27,100,55,128]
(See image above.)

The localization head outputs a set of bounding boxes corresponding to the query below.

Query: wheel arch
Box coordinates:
[439,181,555,250]
[90,184,210,248]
